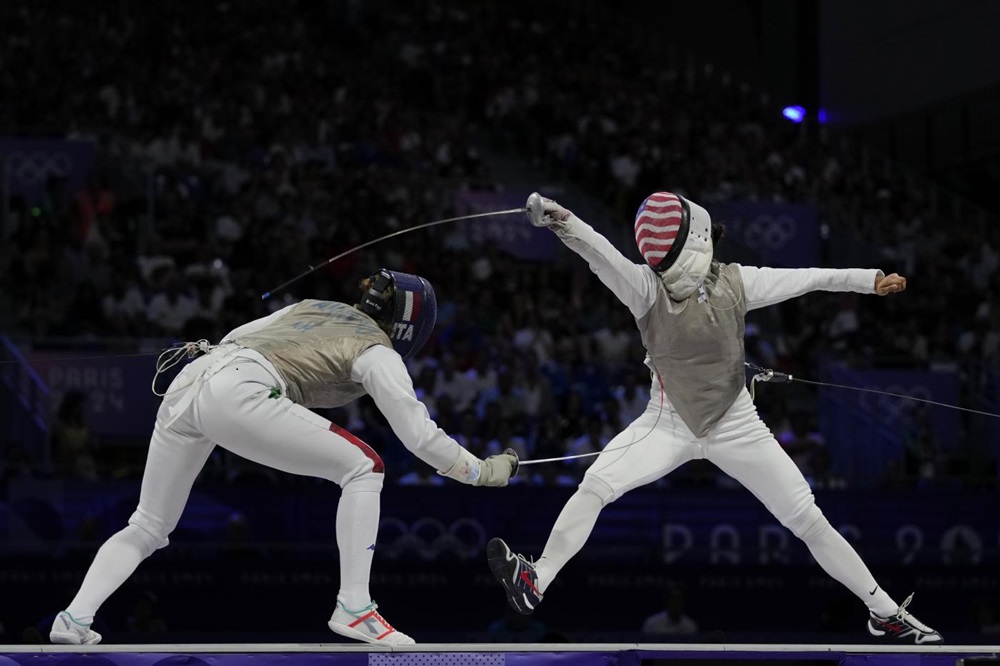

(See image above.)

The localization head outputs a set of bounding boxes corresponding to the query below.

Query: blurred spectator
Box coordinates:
[614,370,650,425]
[512,311,555,363]
[777,412,827,487]
[520,359,554,419]
[593,309,635,366]
[413,366,439,419]
[552,392,586,445]
[601,396,625,433]
[476,370,526,421]
[565,415,610,469]
[397,464,446,486]
[825,295,861,352]
[465,350,498,400]
[570,337,609,412]
[101,270,148,335]
[485,419,530,462]
[71,242,113,293]
[809,445,846,490]
[435,355,476,413]
[641,589,700,636]
[902,405,941,486]
[146,274,197,335]
[51,391,99,481]
[744,323,778,370]
[960,243,999,292]
[183,277,225,341]
[454,410,487,460]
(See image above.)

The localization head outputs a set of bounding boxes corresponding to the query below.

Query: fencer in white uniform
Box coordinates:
[50,269,518,646]
[487,193,942,644]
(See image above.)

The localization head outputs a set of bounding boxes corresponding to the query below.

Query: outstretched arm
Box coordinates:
[740,266,906,311]
[527,193,657,319]
[351,345,515,486]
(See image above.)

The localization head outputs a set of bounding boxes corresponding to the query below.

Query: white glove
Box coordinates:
[526,192,572,229]
[439,447,519,487]
[475,448,519,487]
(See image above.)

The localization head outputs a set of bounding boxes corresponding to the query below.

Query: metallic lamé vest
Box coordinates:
[636,262,747,437]
[234,299,392,408]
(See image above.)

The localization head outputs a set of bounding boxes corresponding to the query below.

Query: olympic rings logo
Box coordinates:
[5,151,74,185]
[940,525,983,565]
[859,384,933,420]
[741,214,797,251]
[378,517,487,560]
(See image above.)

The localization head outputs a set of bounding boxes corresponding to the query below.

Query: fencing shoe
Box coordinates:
[49,611,102,645]
[487,537,543,615]
[867,593,943,644]
[328,601,415,645]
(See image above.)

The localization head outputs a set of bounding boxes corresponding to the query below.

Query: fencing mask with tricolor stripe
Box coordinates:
[357,269,438,359]
[634,192,714,300]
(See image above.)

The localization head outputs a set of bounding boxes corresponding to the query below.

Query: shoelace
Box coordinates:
[893,593,933,633]
[369,608,395,631]
[517,552,537,570]
[341,601,395,631]
[515,553,543,597]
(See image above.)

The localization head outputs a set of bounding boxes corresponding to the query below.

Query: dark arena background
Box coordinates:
[2,0,1000,664]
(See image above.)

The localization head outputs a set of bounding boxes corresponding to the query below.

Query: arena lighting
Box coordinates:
[782,105,806,123]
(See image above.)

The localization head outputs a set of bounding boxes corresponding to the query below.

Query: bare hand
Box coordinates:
[874,272,907,296]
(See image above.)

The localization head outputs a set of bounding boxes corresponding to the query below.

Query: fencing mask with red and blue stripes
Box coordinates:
[358,269,438,359]
[634,192,714,299]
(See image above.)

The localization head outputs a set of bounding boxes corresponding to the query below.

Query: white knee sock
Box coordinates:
[65,524,160,624]
[534,488,604,595]
[335,487,380,610]
[801,520,898,617]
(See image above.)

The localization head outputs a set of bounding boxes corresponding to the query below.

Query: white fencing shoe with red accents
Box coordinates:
[867,593,942,644]
[328,601,415,645]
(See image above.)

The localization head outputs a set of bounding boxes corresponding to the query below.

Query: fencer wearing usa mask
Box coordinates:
[488,193,942,644]
[50,269,518,647]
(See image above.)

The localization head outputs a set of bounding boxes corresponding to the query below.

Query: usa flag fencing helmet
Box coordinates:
[634,192,714,298]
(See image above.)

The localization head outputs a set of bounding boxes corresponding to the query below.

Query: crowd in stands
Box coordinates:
[1,0,996,489]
